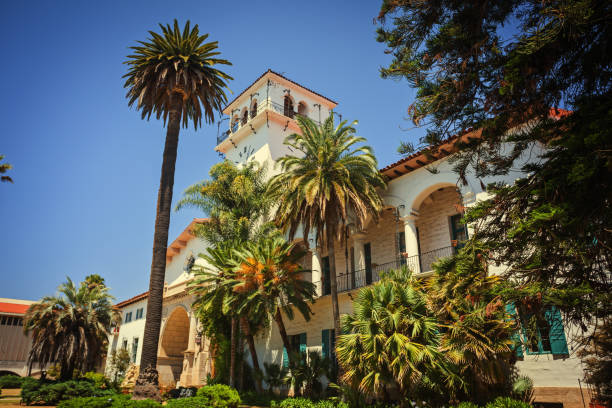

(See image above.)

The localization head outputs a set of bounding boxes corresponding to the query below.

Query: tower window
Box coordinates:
[297,102,308,117]
[250,101,258,119]
[283,95,294,118]
[241,109,248,125]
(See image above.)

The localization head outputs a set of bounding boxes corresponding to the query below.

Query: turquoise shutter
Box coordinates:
[505,303,524,358]
[299,333,307,355]
[282,346,289,368]
[322,329,329,359]
[546,306,569,355]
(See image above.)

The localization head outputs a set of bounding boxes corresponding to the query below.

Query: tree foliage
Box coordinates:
[24,277,118,380]
[0,155,13,183]
[124,20,232,129]
[377,0,611,335]
[337,248,518,405]
[176,160,273,246]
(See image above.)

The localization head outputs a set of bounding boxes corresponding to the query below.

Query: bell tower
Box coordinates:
[215,69,337,169]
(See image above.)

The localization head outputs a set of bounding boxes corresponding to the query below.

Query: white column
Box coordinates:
[401,216,421,274]
[186,312,198,352]
[311,250,322,296]
[353,237,365,270]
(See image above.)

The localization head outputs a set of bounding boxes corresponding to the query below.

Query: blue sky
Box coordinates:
[0,0,424,302]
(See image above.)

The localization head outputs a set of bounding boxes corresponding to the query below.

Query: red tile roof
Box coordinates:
[114,291,148,309]
[379,108,572,180]
[223,69,337,113]
[0,302,30,315]
[166,218,208,264]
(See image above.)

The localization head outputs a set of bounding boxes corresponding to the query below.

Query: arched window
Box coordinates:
[241,109,248,126]
[297,102,308,117]
[283,95,294,118]
[250,101,258,119]
[231,116,239,133]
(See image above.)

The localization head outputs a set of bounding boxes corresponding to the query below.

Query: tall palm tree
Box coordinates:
[269,114,386,356]
[23,277,118,380]
[123,20,231,397]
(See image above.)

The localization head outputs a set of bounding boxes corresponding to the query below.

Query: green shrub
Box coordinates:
[271,398,353,408]
[166,396,213,407]
[20,378,115,405]
[485,397,531,408]
[83,371,111,390]
[454,402,480,408]
[0,374,24,388]
[195,384,241,407]
[240,390,279,406]
[57,394,160,408]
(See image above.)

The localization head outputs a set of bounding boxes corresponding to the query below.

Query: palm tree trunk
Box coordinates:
[326,226,341,370]
[273,309,295,367]
[241,317,263,393]
[133,93,181,401]
[229,317,237,388]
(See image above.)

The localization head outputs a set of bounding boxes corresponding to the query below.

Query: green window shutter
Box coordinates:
[505,303,524,358]
[299,333,307,355]
[546,306,569,355]
[322,329,329,359]
[282,346,289,368]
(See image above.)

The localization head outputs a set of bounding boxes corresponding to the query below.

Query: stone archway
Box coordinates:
[158,307,190,386]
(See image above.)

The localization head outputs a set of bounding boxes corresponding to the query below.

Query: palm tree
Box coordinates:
[230,235,317,371]
[269,114,386,358]
[190,235,316,389]
[23,277,118,380]
[336,267,456,406]
[0,155,13,183]
[178,160,272,387]
[123,20,231,397]
[425,242,515,403]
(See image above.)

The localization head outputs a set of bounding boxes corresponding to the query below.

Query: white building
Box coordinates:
[115,70,586,407]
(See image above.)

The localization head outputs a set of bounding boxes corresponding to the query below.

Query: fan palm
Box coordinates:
[123,19,231,397]
[23,277,118,380]
[269,114,386,356]
[336,267,458,405]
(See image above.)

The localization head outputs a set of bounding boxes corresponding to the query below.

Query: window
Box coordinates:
[283,95,294,118]
[241,109,248,125]
[297,102,308,117]
[397,231,406,266]
[135,308,144,320]
[506,304,568,356]
[131,338,139,363]
[364,243,372,284]
[124,312,132,323]
[122,339,128,350]
[250,101,257,119]
[450,214,468,251]
[283,333,306,368]
[322,257,331,296]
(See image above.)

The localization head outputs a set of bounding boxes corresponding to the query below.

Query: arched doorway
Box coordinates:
[158,307,190,386]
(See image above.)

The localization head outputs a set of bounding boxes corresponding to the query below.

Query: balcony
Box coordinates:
[217,99,321,146]
[313,246,454,296]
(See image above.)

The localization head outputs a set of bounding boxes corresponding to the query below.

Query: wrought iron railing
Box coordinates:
[216,99,321,146]
[313,246,455,296]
